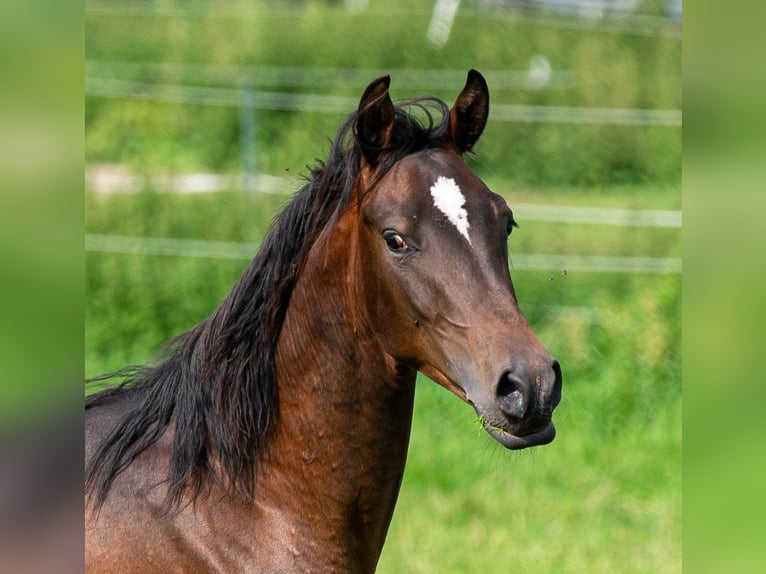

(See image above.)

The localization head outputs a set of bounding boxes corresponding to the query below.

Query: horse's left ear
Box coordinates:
[355,75,395,165]
[448,69,490,153]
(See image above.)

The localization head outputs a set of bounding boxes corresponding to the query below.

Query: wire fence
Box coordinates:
[85,4,681,277]
[85,76,681,127]
[85,0,682,38]
[86,205,682,277]
[85,61,577,91]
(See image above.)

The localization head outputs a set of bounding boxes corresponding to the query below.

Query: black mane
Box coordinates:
[85,95,451,510]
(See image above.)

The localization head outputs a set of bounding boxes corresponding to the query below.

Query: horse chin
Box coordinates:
[483,421,556,450]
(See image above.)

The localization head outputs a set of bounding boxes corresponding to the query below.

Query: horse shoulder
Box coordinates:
[86,403,186,571]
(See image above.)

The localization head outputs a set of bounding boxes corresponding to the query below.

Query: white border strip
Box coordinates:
[85,78,681,127]
[85,234,258,260]
[512,254,681,274]
[515,203,681,228]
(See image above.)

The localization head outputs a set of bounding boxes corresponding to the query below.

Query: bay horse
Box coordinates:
[85,70,562,573]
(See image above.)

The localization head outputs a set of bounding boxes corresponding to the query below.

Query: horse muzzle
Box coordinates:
[476,359,562,450]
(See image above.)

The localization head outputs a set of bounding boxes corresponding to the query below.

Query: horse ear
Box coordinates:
[448,69,490,153]
[355,75,395,165]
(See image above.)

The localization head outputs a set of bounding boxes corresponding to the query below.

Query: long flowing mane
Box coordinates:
[85,95,451,510]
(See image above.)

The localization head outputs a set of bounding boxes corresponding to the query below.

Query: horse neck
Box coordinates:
[264,207,417,569]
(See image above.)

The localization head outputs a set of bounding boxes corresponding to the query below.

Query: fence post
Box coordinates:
[240,85,257,192]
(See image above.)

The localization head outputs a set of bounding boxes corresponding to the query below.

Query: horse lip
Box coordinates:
[419,364,468,402]
[484,421,556,450]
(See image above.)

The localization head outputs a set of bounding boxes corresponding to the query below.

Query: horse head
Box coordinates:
[352,70,562,449]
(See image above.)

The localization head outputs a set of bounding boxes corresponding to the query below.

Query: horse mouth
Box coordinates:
[482,420,556,450]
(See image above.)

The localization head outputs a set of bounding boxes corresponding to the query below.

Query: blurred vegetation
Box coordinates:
[85,0,680,186]
[85,1,680,572]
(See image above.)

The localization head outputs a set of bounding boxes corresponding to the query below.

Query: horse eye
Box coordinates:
[383,231,409,252]
[506,218,519,237]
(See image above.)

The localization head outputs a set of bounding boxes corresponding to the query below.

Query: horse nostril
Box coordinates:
[550,359,563,409]
[495,372,528,422]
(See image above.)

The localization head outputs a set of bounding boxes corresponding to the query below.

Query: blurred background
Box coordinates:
[85,1,681,572]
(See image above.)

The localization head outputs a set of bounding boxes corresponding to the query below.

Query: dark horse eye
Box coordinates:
[506,217,519,237]
[383,231,409,253]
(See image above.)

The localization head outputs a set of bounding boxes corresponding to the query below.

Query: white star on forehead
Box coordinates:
[429,176,471,244]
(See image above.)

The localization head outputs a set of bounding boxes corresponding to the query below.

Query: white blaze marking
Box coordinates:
[429,176,471,244]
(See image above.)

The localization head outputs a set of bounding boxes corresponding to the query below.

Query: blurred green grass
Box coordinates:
[85,187,680,572]
[85,0,680,186]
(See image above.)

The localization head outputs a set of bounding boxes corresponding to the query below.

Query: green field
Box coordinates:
[85,185,681,573]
